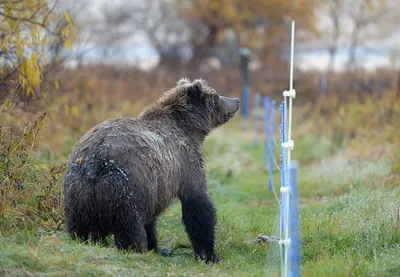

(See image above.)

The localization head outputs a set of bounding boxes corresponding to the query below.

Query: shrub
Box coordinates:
[0,109,65,234]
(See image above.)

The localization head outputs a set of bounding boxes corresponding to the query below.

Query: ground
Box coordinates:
[0,119,399,277]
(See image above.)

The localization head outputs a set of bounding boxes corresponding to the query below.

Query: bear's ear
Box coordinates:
[186,79,205,99]
[177,78,191,86]
[192,79,207,89]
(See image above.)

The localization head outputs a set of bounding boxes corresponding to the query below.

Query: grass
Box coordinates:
[1,120,400,276]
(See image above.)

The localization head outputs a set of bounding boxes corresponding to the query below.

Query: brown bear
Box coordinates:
[63,78,240,263]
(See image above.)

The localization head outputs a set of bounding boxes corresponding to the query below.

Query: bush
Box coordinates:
[0,109,65,234]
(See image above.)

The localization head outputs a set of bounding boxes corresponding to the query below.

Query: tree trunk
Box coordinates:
[189,25,219,68]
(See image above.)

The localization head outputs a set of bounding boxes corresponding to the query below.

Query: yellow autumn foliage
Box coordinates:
[182,0,317,48]
[0,0,76,98]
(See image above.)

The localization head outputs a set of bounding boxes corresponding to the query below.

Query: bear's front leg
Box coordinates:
[180,192,220,263]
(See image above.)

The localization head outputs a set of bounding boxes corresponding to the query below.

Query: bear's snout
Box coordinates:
[219,96,240,116]
[234,98,240,112]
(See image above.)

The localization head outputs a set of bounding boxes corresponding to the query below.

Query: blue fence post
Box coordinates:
[253,92,261,146]
[263,97,270,168]
[289,161,300,277]
[280,101,286,233]
[240,48,251,130]
[268,100,276,192]
[320,74,327,95]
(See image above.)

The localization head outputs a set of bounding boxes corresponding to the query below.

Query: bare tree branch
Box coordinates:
[0,11,59,36]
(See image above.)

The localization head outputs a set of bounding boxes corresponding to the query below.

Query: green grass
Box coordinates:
[1,125,399,276]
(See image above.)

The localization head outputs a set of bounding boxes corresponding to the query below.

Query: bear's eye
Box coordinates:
[211,94,219,103]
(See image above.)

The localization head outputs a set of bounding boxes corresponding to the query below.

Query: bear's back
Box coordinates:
[71,117,171,158]
[65,117,187,210]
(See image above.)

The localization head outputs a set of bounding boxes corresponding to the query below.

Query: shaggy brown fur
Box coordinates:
[63,78,240,263]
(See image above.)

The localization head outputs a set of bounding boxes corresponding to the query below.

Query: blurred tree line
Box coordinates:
[0,0,399,107]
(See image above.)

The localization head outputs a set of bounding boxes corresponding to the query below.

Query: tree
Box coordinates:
[131,0,190,67]
[325,0,343,74]
[0,0,76,103]
[343,0,397,72]
[180,0,317,70]
[50,0,317,75]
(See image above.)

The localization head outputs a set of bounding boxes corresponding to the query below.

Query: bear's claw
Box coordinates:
[195,253,221,264]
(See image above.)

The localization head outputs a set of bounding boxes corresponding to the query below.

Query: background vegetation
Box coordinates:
[1,0,399,276]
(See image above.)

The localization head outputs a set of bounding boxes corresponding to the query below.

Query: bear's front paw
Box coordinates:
[195,252,221,264]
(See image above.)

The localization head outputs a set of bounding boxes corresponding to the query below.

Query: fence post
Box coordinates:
[280,101,286,233]
[240,48,250,130]
[254,92,261,146]
[320,74,327,95]
[263,97,270,168]
[280,20,296,277]
[268,100,276,192]
[289,161,300,277]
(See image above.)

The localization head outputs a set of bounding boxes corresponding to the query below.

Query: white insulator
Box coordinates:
[278,238,291,246]
[280,187,290,193]
[281,140,294,150]
[283,89,296,98]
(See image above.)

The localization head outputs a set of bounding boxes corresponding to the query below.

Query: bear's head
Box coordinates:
[139,78,240,139]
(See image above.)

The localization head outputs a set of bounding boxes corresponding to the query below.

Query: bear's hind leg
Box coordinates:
[68,225,108,246]
[68,227,89,243]
[145,222,173,257]
[114,223,148,253]
[90,230,109,246]
[145,222,158,252]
